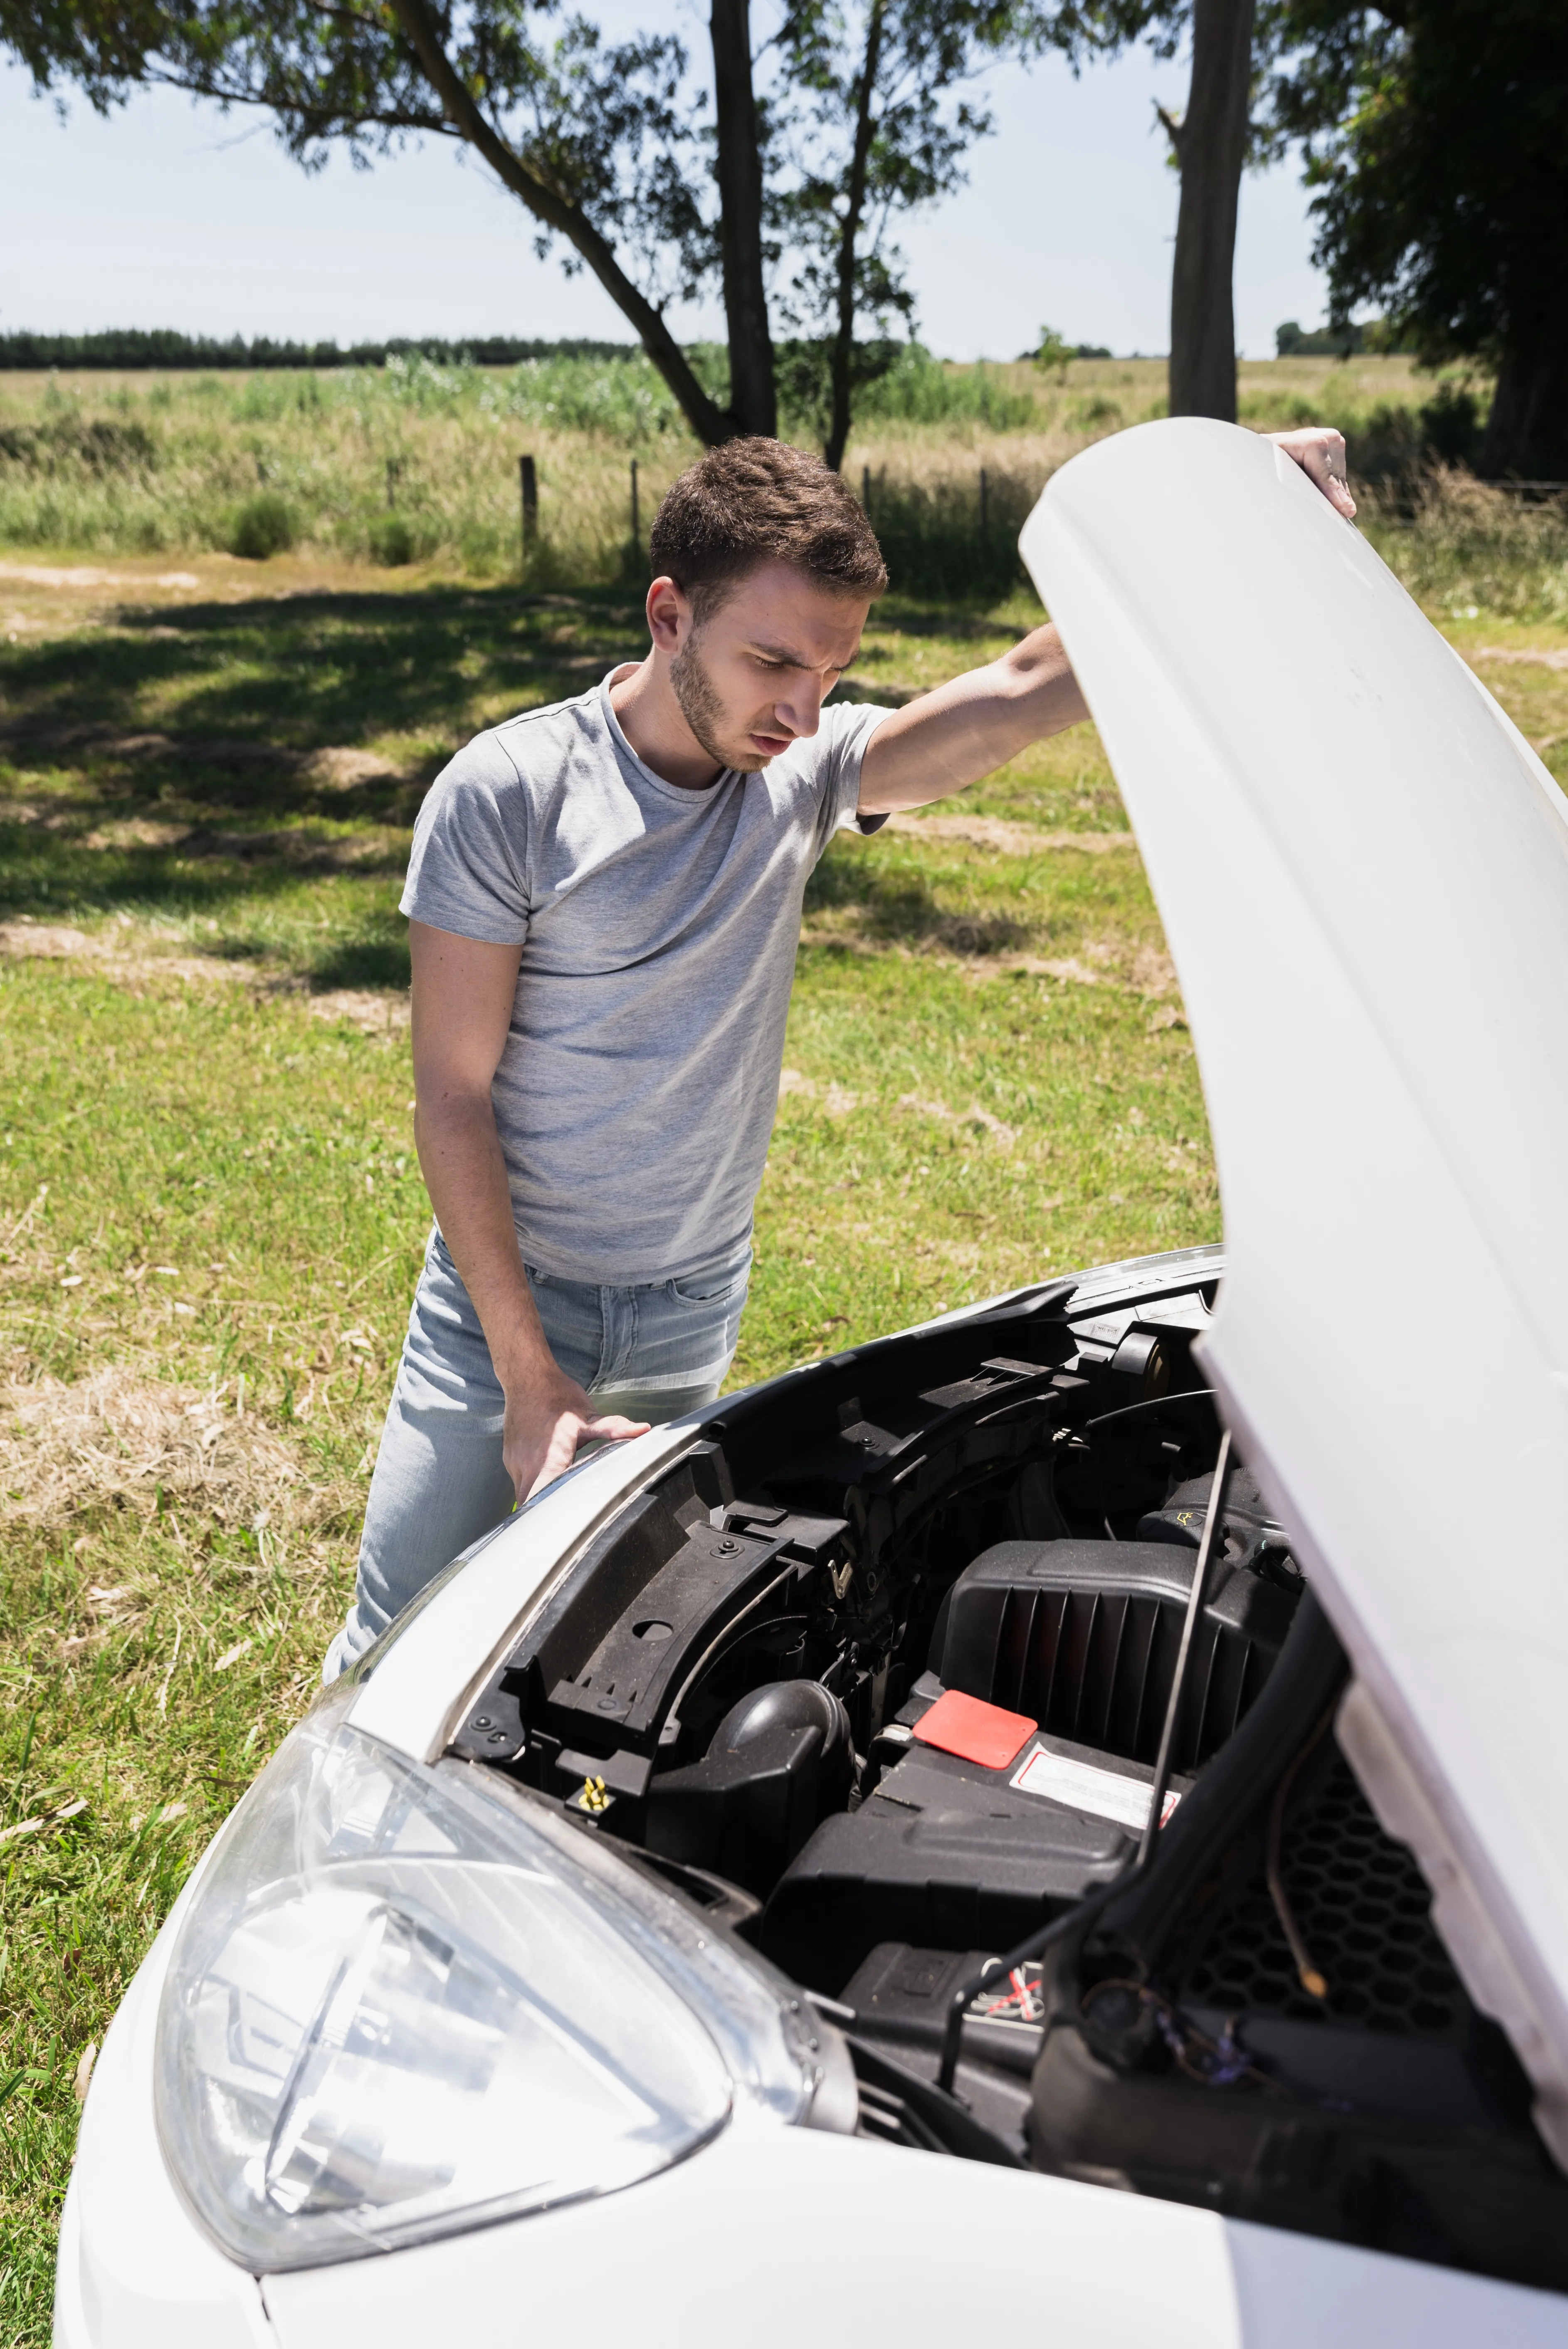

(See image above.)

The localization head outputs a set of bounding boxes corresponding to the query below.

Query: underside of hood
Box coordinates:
[1022,419,1568,2161]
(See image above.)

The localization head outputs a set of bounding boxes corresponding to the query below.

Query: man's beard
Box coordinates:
[669,633,765,773]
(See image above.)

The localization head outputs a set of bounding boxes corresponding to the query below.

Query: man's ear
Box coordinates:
[646,574,691,654]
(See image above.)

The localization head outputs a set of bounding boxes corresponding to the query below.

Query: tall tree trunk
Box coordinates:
[710,0,776,439]
[824,0,886,474]
[1163,0,1255,422]
[1479,338,1568,479]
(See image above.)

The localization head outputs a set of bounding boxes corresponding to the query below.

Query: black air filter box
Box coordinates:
[938,1538,1296,1771]
[760,1735,1132,1992]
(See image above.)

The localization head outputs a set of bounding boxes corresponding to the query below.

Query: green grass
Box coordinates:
[2,506,1565,2340]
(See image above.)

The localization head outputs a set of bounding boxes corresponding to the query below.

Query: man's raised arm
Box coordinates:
[856,622,1089,814]
[409,920,649,1500]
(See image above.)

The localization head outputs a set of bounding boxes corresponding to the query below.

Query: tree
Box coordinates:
[1157,0,1256,419]
[1263,0,1568,476]
[710,0,776,437]
[1,0,1047,460]
[771,0,1048,469]
[0,0,163,102]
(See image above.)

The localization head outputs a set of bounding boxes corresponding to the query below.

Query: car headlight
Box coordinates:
[155,1685,847,2271]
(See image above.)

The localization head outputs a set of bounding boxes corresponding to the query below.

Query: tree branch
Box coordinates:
[1155,98,1186,162]
[384,0,731,445]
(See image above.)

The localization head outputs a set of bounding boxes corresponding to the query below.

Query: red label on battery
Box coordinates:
[911,1689,1038,1771]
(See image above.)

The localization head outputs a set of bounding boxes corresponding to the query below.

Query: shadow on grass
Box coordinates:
[0,581,653,985]
[804,847,1030,955]
[0,580,647,763]
[308,934,413,990]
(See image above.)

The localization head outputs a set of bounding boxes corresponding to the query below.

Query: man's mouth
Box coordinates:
[751,730,794,758]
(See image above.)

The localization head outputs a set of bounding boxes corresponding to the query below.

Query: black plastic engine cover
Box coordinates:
[760,1734,1132,1992]
[938,1538,1297,1771]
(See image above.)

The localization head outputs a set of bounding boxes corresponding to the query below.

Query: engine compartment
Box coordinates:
[453,1267,1568,2295]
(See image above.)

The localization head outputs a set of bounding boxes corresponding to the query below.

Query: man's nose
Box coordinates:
[772,673,826,739]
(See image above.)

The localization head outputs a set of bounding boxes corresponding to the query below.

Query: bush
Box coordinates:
[367,513,414,567]
[227,492,295,559]
[775,341,1039,442]
[863,466,1038,598]
[1346,380,1483,484]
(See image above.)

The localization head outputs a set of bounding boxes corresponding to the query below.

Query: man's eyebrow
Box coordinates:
[745,637,862,669]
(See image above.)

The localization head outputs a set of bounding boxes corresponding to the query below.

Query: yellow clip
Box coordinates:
[580,1775,610,1813]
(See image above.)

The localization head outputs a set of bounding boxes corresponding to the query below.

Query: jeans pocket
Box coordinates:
[669,1247,753,1307]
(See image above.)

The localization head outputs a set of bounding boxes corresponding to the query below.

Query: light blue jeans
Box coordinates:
[323,1224,750,1679]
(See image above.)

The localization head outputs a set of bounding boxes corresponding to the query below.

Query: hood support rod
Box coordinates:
[934,1429,1235,2096]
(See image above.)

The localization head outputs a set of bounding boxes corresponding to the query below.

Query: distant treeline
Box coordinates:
[0,329,639,371]
[1276,318,1413,358]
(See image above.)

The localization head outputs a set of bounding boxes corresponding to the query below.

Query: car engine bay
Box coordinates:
[451,1269,1568,2295]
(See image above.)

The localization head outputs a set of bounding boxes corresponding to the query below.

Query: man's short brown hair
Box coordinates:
[649,437,887,618]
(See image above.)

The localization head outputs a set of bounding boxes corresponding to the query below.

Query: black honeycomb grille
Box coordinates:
[1181,1757,1463,2036]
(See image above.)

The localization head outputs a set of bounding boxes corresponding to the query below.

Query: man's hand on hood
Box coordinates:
[1269,425,1357,520]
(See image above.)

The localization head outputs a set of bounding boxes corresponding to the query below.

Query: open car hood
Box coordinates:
[1022,420,1568,2161]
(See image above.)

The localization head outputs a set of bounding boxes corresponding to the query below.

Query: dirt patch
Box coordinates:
[302,987,410,1033]
[0,723,298,768]
[1474,645,1568,672]
[1003,954,1105,986]
[0,921,94,958]
[1131,944,1180,998]
[81,818,194,851]
[0,1365,303,1529]
[0,562,200,591]
[0,919,242,987]
[898,1092,1017,1146]
[890,812,1135,855]
[303,746,411,791]
[0,914,410,1020]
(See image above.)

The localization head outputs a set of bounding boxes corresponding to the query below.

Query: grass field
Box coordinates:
[2,363,1567,2340]
[0,347,1479,581]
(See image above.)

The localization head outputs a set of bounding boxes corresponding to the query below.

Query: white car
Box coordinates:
[57,420,1568,2349]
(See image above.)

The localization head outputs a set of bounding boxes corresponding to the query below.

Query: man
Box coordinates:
[324,427,1354,1677]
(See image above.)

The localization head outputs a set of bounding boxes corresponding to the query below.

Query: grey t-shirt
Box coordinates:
[401,668,892,1282]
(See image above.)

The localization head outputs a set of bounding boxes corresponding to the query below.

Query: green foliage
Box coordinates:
[1034,326,1072,379]
[367,513,415,568]
[843,343,1039,430]
[1264,0,1568,467]
[1361,476,1568,625]
[227,490,294,560]
[0,414,156,472]
[1332,380,1484,483]
[863,462,1039,595]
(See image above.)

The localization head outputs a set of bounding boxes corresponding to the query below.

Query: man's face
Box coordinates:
[660,561,871,774]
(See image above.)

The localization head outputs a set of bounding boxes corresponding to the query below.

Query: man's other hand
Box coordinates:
[1268,425,1357,520]
[505,1366,650,1504]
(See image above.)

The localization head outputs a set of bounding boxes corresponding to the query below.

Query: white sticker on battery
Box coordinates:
[1010,1744,1181,1832]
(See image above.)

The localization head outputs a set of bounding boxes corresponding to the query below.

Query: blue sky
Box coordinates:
[1,38,1331,362]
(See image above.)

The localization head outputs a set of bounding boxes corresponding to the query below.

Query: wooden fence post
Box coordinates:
[519,453,538,571]
[979,466,989,541]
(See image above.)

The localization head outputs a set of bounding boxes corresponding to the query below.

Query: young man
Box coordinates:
[324,427,1354,1677]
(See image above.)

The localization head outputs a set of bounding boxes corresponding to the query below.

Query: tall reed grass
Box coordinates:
[1,347,1553,614]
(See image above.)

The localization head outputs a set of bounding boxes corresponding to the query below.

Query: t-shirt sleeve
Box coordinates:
[811,699,898,860]
[400,731,533,944]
